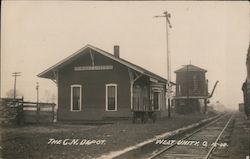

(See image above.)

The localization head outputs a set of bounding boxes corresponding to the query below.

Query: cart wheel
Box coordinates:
[142,112,148,124]
[152,113,157,123]
[132,113,136,123]
[141,116,144,123]
[132,117,136,123]
[140,113,144,124]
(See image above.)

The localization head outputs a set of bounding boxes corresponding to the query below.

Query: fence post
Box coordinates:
[36,103,40,123]
[16,98,24,125]
[19,100,24,125]
[52,104,55,122]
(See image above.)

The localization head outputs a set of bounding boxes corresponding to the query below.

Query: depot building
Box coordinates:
[38,44,171,121]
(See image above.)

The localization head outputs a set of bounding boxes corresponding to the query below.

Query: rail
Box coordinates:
[148,114,233,159]
[204,114,234,159]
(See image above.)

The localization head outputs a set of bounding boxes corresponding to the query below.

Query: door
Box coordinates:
[153,92,159,110]
[133,86,141,111]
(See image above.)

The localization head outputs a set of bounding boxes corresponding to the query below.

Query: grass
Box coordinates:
[228,112,250,159]
[1,113,213,159]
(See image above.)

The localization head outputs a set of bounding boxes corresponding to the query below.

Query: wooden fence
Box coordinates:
[0,98,56,124]
[22,101,56,123]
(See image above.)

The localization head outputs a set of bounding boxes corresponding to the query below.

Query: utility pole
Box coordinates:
[36,82,39,103]
[186,65,189,111]
[155,11,172,118]
[36,82,40,123]
[12,72,21,99]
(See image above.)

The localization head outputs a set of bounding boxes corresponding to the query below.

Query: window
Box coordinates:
[153,92,160,110]
[106,84,117,111]
[71,85,82,111]
[178,84,181,95]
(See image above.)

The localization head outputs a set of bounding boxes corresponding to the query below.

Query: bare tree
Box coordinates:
[44,89,56,103]
[5,89,23,98]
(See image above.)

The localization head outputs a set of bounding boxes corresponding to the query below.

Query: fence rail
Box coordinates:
[0,98,56,124]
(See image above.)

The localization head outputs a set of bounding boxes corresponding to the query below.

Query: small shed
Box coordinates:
[38,44,171,121]
[174,64,208,114]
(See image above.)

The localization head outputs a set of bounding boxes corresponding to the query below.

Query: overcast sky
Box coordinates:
[1,1,249,109]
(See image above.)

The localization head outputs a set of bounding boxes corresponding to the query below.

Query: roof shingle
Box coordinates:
[174,64,207,73]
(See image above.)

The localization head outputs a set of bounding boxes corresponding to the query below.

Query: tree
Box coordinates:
[44,89,56,103]
[5,89,23,98]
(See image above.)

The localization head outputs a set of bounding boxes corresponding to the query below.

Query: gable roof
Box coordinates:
[174,64,207,73]
[38,44,171,84]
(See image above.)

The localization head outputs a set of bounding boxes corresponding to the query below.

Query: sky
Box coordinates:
[1,1,249,110]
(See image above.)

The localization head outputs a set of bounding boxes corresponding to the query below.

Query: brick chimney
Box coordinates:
[114,45,120,58]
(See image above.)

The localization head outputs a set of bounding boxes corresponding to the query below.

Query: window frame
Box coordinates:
[70,84,82,112]
[105,84,118,111]
[153,91,161,111]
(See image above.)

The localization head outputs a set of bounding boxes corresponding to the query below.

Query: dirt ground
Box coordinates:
[1,113,215,159]
[228,112,250,159]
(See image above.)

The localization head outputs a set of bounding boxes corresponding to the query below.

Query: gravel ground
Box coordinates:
[1,113,215,159]
[228,112,250,159]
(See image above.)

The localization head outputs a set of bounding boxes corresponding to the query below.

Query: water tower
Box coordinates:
[174,64,208,114]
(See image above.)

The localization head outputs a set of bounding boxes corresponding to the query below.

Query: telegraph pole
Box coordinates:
[155,11,172,118]
[36,82,40,123]
[186,65,189,110]
[12,72,21,99]
[36,82,39,103]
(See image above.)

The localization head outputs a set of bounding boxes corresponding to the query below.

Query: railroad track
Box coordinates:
[148,114,234,159]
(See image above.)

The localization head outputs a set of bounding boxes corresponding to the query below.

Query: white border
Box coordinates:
[105,84,117,111]
[70,84,82,111]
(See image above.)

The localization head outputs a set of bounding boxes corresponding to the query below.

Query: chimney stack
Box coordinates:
[114,45,120,58]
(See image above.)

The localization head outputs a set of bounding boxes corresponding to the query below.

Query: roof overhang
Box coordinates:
[174,96,208,99]
[38,44,173,84]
